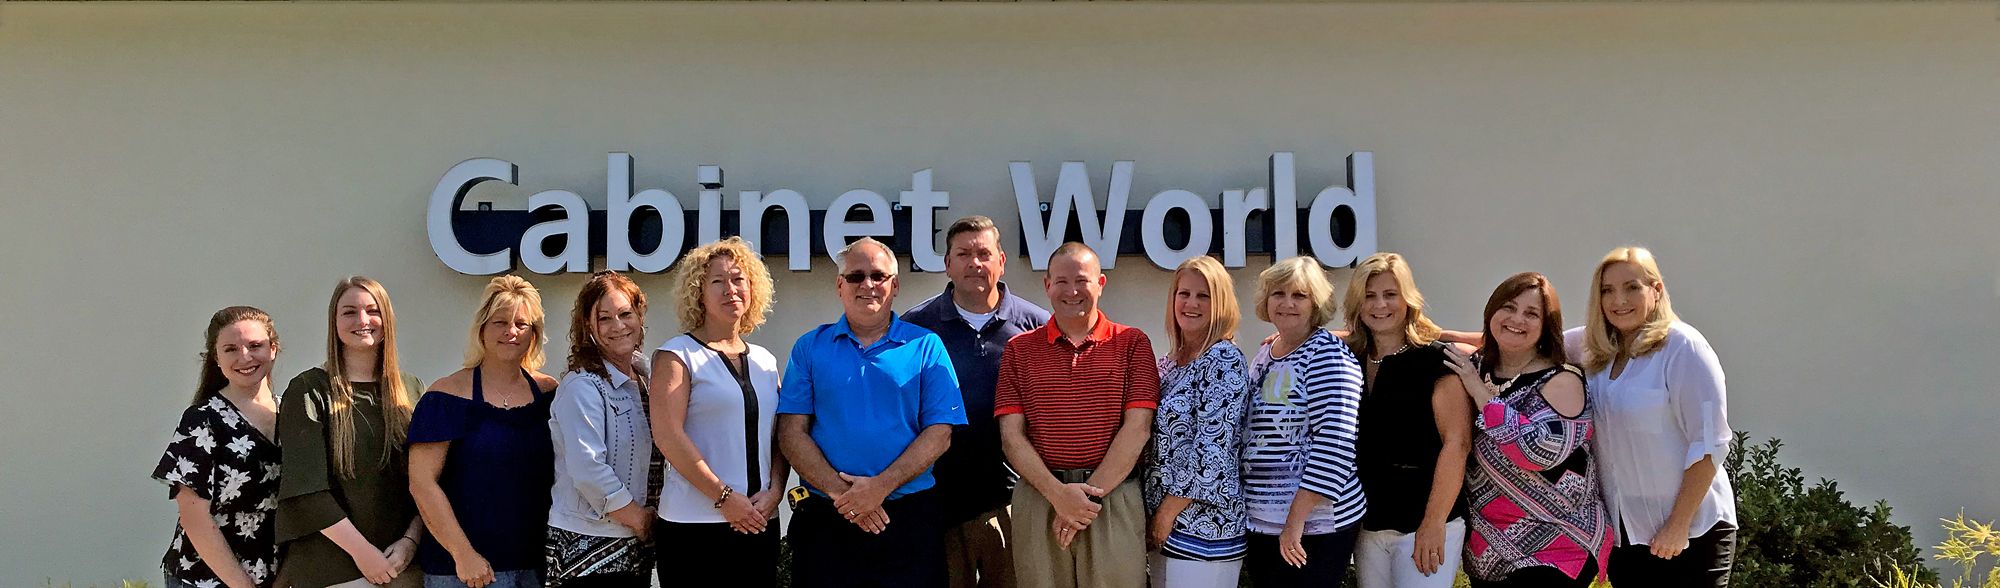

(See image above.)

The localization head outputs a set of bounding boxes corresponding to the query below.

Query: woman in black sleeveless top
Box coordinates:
[1341,253,1475,588]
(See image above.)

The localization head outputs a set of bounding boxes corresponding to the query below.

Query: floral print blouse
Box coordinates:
[153,395,283,588]
[1144,341,1251,561]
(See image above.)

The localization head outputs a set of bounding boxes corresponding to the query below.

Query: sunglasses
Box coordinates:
[841,271,896,285]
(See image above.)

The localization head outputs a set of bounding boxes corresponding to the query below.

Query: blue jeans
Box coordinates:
[424,569,543,588]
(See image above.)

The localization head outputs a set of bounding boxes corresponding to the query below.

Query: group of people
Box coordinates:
[156,214,1737,588]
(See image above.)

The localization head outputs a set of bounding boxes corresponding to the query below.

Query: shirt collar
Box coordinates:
[1044,309,1115,345]
[834,312,915,344]
[938,281,1025,322]
[600,359,634,389]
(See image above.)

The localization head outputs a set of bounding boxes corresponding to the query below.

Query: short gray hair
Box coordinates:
[834,237,899,275]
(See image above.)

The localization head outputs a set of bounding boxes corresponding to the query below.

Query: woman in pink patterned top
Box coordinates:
[1441,272,1613,588]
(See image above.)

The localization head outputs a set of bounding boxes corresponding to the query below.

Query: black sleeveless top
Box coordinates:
[1357,342,1469,533]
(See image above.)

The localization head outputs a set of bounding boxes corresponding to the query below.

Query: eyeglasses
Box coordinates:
[841,271,895,285]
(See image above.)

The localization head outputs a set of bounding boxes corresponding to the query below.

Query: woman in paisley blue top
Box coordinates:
[153,306,284,588]
[1144,256,1250,588]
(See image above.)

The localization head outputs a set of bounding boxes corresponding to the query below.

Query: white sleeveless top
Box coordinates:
[655,334,782,523]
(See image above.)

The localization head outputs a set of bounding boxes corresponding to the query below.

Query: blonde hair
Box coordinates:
[1582,246,1679,374]
[675,237,775,335]
[1162,256,1239,354]
[463,275,548,371]
[1340,253,1442,360]
[1254,256,1338,328]
[323,276,413,479]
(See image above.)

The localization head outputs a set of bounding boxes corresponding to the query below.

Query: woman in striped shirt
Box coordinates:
[1144,256,1250,587]
[1240,256,1367,587]
[1443,272,1612,588]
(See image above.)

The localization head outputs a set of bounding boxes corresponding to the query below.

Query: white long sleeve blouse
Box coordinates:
[1565,322,1736,545]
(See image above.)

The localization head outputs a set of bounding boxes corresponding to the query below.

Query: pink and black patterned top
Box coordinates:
[1463,364,1614,582]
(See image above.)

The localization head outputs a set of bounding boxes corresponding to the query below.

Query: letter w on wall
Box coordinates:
[1009,161,1133,270]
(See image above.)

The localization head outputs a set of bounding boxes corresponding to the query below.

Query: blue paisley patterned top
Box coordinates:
[1144,341,1250,561]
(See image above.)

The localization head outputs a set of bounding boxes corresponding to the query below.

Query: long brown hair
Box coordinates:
[1478,272,1567,376]
[194,306,279,406]
[568,270,648,378]
[324,277,413,479]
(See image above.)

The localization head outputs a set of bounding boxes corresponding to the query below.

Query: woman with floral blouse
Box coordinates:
[154,306,284,588]
[1144,256,1250,587]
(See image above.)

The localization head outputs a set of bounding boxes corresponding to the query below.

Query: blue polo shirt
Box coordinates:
[778,313,966,499]
[902,282,1049,523]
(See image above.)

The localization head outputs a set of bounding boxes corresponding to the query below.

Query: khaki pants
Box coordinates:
[946,506,1017,588]
[1011,479,1146,588]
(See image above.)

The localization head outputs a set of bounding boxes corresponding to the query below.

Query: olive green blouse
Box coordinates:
[275,367,422,588]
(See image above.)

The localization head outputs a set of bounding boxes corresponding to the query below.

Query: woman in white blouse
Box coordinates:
[1566,246,1736,587]
[650,237,788,588]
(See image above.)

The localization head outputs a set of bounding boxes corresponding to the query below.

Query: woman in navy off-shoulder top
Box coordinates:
[408,276,560,588]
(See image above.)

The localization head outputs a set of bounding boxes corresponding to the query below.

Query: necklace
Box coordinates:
[1368,343,1410,364]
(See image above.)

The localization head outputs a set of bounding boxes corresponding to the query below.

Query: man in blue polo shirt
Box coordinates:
[903,215,1049,588]
[778,236,967,588]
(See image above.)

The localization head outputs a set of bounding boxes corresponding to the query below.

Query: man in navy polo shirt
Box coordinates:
[904,215,1050,588]
[778,236,967,588]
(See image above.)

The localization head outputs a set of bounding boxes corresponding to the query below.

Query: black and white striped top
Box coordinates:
[1241,328,1367,536]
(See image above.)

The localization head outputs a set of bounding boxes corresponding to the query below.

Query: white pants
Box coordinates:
[1148,551,1244,588]
[1354,518,1466,588]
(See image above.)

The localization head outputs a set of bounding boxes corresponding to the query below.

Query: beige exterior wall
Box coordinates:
[3,2,1996,582]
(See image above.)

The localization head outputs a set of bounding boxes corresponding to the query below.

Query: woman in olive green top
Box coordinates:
[278,277,426,588]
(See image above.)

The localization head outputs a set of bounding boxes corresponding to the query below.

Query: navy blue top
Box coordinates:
[776,313,967,499]
[902,282,1049,524]
[407,367,554,576]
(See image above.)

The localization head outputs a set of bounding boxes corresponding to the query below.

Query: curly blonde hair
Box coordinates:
[674,237,775,335]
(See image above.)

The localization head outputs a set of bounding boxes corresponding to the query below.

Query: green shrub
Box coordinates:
[1729,431,1937,587]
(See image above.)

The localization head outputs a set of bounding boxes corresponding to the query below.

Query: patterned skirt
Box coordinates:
[544,526,654,586]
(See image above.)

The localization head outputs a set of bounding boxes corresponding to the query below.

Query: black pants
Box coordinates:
[561,571,650,588]
[789,490,948,588]
[1609,521,1737,588]
[655,520,780,588]
[1244,525,1360,587]
[1468,557,1599,588]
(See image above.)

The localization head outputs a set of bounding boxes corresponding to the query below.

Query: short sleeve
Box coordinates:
[406,391,476,444]
[154,404,219,501]
[1122,330,1161,410]
[993,337,1025,417]
[776,333,817,415]
[915,334,968,428]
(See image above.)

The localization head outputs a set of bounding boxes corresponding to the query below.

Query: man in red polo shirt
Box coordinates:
[995,242,1160,588]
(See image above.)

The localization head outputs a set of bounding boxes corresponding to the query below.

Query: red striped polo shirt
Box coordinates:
[994,311,1161,470]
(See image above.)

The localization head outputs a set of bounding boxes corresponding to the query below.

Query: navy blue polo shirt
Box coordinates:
[902,282,1050,523]
[777,313,966,499]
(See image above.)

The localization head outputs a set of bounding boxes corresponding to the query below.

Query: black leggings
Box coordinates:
[1609,521,1737,588]
[1244,526,1360,587]
[1468,557,1599,588]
